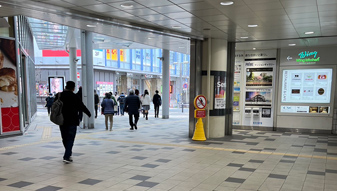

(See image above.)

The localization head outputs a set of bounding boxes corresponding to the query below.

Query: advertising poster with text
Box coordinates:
[245,91,272,106]
[214,73,226,109]
[0,39,20,133]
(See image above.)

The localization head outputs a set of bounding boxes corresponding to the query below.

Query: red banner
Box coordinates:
[42,50,81,57]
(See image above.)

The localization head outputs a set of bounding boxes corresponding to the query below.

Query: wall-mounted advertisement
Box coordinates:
[246,68,273,87]
[37,82,48,96]
[233,93,240,111]
[281,68,332,103]
[245,90,272,106]
[97,81,113,97]
[48,77,64,94]
[111,49,118,61]
[214,73,226,109]
[0,38,20,133]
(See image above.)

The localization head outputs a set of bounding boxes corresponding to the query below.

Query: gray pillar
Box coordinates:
[69,47,77,83]
[68,28,77,88]
[81,31,95,129]
[162,49,170,119]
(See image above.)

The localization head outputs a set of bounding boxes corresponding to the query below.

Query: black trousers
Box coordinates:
[59,125,77,160]
[47,106,51,115]
[154,104,160,117]
[95,104,98,117]
[128,113,139,128]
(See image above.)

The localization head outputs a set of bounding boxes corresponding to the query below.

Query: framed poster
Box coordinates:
[246,68,273,87]
[214,72,226,109]
[48,76,64,94]
[0,38,20,133]
[245,90,272,106]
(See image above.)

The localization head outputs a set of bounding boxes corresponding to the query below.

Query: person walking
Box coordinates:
[152,90,161,118]
[94,90,99,118]
[45,93,54,116]
[124,89,141,130]
[141,90,151,120]
[114,92,119,116]
[101,93,115,131]
[118,92,126,116]
[55,81,91,163]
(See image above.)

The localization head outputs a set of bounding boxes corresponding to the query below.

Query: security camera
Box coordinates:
[157,57,164,61]
[73,58,79,63]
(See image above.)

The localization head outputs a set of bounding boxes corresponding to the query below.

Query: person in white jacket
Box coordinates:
[141,90,151,120]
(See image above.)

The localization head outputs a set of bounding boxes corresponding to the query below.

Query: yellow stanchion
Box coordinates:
[192,118,206,141]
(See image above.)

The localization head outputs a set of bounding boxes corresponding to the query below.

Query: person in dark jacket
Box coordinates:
[118,93,126,116]
[124,89,141,130]
[152,90,161,118]
[101,93,115,131]
[45,93,54,116]
[55,81,91,163]
[76,87,83,122]
[94,90,99,118]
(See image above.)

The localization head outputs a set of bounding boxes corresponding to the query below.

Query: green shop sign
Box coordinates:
[296,51,320,64]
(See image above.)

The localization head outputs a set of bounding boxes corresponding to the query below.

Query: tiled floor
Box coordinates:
[0,108,337,191]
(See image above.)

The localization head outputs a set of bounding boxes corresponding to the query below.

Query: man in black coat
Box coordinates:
[124,89,141,130]
[55,81,91,163]
[152,90,161,118]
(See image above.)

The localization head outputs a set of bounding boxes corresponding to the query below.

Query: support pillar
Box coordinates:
[202,38,228,138]
[162,49,170,119]
[81,30,95,129]
[68,28,77,87]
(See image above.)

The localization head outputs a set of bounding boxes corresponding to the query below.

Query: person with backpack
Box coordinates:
[53,81,91,164]
[152,90,161,118]
[101,93,115,131]
[118,92,126,116]
[45,93,54,116]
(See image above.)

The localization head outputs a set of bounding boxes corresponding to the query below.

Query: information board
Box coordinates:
[281,68,333,103]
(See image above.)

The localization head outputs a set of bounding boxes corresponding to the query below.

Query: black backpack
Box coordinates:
[119,96,125,104]
[50,93,64,125]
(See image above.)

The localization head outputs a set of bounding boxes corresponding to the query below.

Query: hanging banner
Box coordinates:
[120,49,124,62]
[111,49,118,61]
[0,39,20,133]
[106,49,111,60]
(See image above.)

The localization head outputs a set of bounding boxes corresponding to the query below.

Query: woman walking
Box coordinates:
[101,93,115,131]
[141,90,151,120]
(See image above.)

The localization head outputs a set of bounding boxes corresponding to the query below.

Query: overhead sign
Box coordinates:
[296,51,320,64]
[194,95,207,109]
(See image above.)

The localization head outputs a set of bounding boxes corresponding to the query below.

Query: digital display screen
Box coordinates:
[281,68,333,103]
[48,77,64,94]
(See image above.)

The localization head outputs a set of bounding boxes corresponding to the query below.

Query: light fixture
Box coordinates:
[305,31,314,35]
[240,37,249,39]
[0,5,2,7]
[86,24,96,28]
[179,46,185,49]
[288,44,296,46]
[220,1,234,6]
[148,37,153,40]
[248,24,258,27]
[120,4,133,8]
[172,26,181,29]
[253,48,256,50]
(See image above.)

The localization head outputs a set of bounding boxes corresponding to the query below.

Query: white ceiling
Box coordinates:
[1,0,337,51]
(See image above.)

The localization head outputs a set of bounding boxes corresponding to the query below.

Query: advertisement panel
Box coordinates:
[120,49,124,62]
[0,39,20,133]
[281,68,332,103]
[96,81,114,97]
[106,49,111,60]
[214,73,226,109]
[48,77,64,94]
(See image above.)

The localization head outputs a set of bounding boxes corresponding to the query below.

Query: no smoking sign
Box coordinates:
[194,95,207,110]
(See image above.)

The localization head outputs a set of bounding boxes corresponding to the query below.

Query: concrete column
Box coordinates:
[162,49,170,119]
[81,30,95,129]
[202,38,228,138]
[68,28,77,87]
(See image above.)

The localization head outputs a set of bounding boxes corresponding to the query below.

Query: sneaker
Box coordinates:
[134,124,137,130]
[63,159,72,164]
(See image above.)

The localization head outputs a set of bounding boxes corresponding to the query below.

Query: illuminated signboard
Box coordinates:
[296,51,320,64]
[281,68,332,103]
